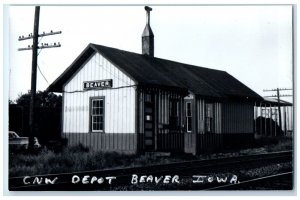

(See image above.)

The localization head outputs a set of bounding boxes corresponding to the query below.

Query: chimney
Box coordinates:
[142,6,154,57]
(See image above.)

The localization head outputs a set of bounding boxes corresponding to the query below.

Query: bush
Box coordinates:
[44,138,68,153]
[67,143,89,153]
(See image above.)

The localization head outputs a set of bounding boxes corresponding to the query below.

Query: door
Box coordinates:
[144,93,155,151]
[169,99,180,132]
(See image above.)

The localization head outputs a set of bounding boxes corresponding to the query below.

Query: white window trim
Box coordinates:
[90,97,105,133]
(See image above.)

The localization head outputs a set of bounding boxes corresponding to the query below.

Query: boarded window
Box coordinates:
[186,102,192,132]
[91,98,104,132]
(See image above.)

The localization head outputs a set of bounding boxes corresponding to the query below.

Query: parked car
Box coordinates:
[9,131,41,150]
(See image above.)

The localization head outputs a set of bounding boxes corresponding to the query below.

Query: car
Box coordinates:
[9,131,41,150]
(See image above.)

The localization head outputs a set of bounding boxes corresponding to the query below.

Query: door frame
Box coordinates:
[144,92,155,151]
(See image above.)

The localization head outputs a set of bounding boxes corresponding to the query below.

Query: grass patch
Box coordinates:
[9,137,293,178]
[9,144,173,177]
[255,136,293,152]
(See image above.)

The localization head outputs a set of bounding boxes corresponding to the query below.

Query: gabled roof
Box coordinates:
[47,43,262,101]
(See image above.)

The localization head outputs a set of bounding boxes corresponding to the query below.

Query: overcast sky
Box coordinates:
[8,5,293,101]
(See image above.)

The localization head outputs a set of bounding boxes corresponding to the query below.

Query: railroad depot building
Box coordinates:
[48,7,263,155]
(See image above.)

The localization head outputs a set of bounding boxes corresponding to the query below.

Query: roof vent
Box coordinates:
[142,6,154,57]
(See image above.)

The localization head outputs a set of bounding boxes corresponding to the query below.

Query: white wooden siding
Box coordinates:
[63,52,136,134]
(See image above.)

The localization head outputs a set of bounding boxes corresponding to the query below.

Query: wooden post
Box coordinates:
[277,88,282,134]
[284,106,287,136]
[260,102,262,135]
[274,106,277,136]
[28,6,40,150]
[254,102,256,134]
[135,87,140,153]
[270,105,272,136]
[193,96,198,153]
[264,104,267,136]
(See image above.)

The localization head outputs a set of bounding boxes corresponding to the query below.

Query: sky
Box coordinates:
[7,5,293,102]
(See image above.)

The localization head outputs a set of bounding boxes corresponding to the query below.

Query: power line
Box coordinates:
[18,30,62,41]
[63,85,138,94]
[264,94,293,97]
[18,42,61,51]
[263,88,292,92]
[95,59,131,86]
[37,64,49,84]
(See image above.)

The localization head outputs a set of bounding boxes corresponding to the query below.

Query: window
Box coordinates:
[186,102,192,132]
[91,98,104,132]
[205,103,213,133]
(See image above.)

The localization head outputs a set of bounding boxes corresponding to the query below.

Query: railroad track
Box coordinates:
[9,151,292,191]
[206,171,293,190]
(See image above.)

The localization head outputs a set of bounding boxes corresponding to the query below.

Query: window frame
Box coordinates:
[89,96,105,133]
[205,103,214,133]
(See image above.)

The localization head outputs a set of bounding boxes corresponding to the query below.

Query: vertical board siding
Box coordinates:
[138,89,185,153]
[64,132,137,154]
[215,102,222,134]
[195,98,222,134]
[194,98,223,154]
[156,90,184,152]
[184,97,223,154]
[63,52,136,134]
[222,102,254,134]
[63,52,136,153]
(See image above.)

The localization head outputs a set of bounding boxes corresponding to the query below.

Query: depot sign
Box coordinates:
[83,79,113,90]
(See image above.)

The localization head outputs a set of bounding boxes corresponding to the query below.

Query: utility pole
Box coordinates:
[263,88,292,136]
[18,6,62,150]
[28,6,40,149]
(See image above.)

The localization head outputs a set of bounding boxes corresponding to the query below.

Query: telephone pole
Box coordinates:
[18,6,61,150]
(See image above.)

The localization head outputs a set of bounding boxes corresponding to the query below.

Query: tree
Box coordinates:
[9,100,16,105]
[16,90,62,108]
[11,90,62,144]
